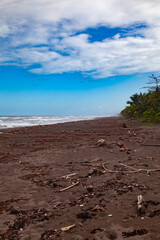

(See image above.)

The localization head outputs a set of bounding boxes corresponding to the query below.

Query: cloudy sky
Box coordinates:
[0,0,160,115]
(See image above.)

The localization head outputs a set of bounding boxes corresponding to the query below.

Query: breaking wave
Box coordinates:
[0,116,96,129]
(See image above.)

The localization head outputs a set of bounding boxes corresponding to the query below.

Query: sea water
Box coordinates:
[0,116,96,129]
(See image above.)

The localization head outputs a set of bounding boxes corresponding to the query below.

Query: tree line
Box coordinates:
[121,74,160,123]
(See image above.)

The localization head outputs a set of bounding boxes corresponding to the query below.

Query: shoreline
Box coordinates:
[0,116,160,239]
[0,115,118,131]
[0,115,107,130]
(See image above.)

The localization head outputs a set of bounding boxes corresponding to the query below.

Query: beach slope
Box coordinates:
[0,117,160,239]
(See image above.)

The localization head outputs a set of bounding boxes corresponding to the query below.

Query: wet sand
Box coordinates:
[0,116,160,240]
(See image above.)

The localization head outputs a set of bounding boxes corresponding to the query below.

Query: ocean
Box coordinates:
[0,116,96,129]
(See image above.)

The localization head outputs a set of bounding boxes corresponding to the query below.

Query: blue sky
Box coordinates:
[0,0,160,116]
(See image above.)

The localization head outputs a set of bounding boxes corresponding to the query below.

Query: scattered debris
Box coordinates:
[1,118,160,239]
[136,199,160,218]
[137,195,145,215]
[145,200,160,207]
[97,139,106,147]
[61,224,76,232]
[120,146,127,151]
[122,229,148,238]
[148,209,160,217]
[0,207,52,240]
[59,182,79,192]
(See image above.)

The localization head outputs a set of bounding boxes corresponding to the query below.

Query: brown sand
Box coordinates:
[0,116,160,240]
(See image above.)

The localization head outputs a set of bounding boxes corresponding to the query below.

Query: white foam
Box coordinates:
[0,116,96,129]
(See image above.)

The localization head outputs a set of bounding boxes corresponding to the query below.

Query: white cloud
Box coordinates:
[0,0,160,78]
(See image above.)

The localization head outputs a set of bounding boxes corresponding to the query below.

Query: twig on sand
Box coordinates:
[61,173,77,179]
[102,162,160,174]
[90,158,102,162]
[61,224,76,231]
[102,162,116,173]
[59,182,79,192]
[119,163,160,173]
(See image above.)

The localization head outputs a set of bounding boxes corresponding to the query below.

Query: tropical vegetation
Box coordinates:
[121,74,160,123]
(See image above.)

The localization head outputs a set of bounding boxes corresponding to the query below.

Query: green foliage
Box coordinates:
[141,108,160,123]
[121,75,160,123]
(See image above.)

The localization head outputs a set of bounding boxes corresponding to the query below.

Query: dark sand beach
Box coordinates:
[0,116,160,240]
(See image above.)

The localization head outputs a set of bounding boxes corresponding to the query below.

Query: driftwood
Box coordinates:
[61,224,76,231]
[119,163,160,173]
[59,182,79,192]
[102,162,160,174]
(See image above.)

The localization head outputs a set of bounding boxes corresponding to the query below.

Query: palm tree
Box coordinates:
[127,93,140,105]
